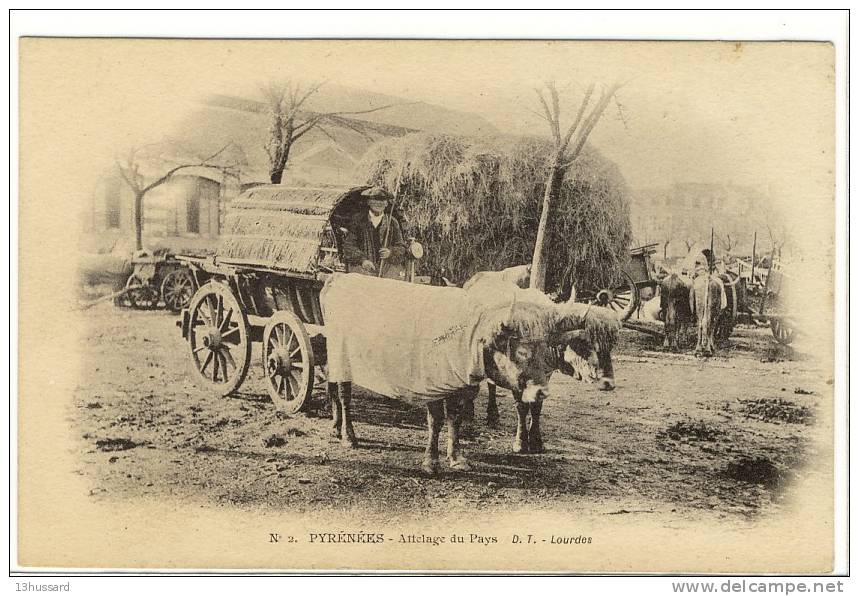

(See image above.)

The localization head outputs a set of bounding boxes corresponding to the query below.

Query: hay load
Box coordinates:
[355,133,632,294]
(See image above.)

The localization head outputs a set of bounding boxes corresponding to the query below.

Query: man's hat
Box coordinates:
[361,186,393,201]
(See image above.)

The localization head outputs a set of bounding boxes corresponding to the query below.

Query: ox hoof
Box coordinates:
[448,458,472,472]
[331,427,342,440]
[528,438,544,454]
[421,459,440,476]
[512,439,529,454]
[486,416,500,429]
[340,437,358,449]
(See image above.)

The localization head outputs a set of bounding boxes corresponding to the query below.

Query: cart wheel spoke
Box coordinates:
[286,372,299,398]
[220,308,233,333]
[201,350,214,375]
[221,326,240,341]
[212,350,221,382]
[223,346,236,370]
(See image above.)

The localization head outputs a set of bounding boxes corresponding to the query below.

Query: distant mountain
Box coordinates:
[167,86,498,185]
[208,82,499,138]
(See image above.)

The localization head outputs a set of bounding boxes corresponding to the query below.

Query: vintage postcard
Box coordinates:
[16,37,842,573]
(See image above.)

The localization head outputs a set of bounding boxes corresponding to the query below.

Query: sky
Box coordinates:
[21,39,835,256]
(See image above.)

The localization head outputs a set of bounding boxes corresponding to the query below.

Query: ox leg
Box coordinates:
[445,394,471,471]
[328,382,342,439]
[706,317,716,355]
[460,394,475,439]
[422,401,444,475]
[338,382,358,448]
[486,382,500,428]
[663,306,673,349]
[527,400,544,454]
[512,390,529,454]
[694,320,703,356]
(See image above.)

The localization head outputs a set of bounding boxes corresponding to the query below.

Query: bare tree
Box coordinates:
[753,200,792,259]
[715,232,735,254]
[261,80,402,184]
[663,237,671,261]
[683,239,694,253]
[529,81,623,291]
[116,143,237,250]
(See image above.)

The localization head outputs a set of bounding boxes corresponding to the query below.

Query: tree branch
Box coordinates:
[115,160,140,193]
[561,82,620,168]
[560,82,595,155]
[535,87,560,146]
[140,144,232,194]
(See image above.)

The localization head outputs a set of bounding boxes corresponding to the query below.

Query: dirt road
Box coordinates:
[69,304,831,523]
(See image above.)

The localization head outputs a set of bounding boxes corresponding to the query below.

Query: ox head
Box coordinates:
[477,301,561,404]
[553,303,620,391]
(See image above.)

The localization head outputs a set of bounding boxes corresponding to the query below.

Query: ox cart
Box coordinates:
[755,258,797,345]
[117,250,198,312]
[175,185,424,414]
[576,243,659,321]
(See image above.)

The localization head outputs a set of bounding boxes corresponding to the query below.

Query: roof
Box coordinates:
[217,184,369,276]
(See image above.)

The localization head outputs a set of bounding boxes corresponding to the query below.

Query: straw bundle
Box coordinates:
[355,133,632,294]
[218,185,350,273]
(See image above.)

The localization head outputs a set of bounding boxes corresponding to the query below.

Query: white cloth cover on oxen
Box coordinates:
[322,274,491,404]
[640,294,662,322]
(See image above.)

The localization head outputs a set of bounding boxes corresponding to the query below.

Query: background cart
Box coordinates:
[756,258,798,345]
[176,185,424,414]
[576,243,659,321]
[116,251,198,312]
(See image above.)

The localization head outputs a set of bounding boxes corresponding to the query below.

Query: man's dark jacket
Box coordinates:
[341,212,407,269]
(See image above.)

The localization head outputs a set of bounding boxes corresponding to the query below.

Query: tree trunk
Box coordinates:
[530,157,565,291]
[133,191,144,251]
[269,141,292,184]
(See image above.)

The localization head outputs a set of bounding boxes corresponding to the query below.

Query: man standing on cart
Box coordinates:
[342,186,407,277]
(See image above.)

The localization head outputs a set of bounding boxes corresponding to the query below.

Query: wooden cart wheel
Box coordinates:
[161,268,196,312]
[124,274,159,310]
[187,282,251,396]
[263,311,315,414]
[578,271,640,321]
[771,317,796,346]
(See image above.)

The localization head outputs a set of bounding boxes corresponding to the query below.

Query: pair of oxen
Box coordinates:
[321,265,620,475]
[659,270,738,356]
